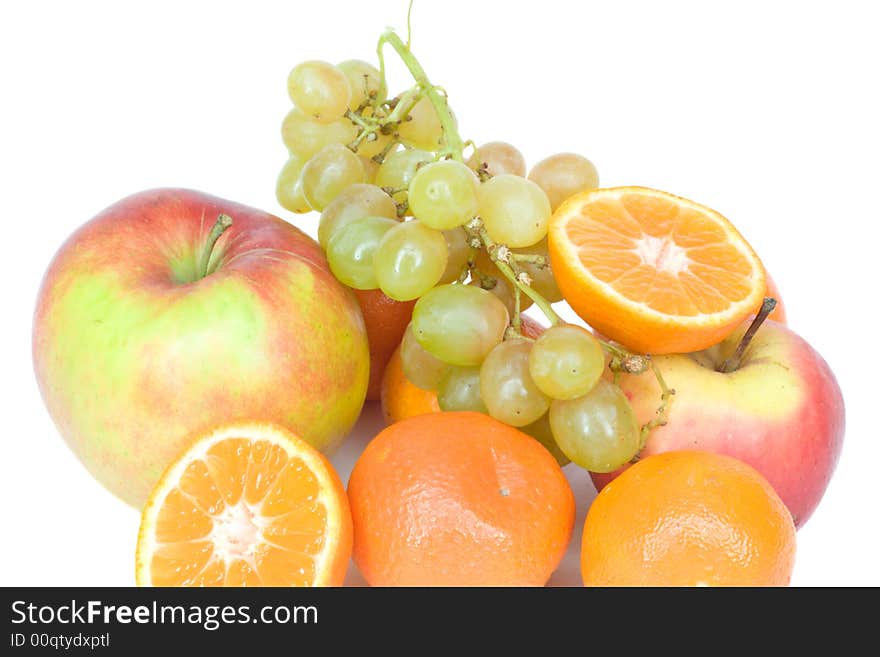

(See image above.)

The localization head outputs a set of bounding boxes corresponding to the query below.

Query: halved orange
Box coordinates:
[548,187,766,354]
[135,423,352,586]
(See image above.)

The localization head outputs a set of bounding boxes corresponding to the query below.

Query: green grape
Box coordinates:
[529,324,605,400]
[275,156,311,214]
[281,109,358,160]
[438,227,470,284]
[549,380,640,473]
[528,153,599,211]
[408,160,479,230]
[524,263,562,303]
[411,284,509,366]
[466,141,526,178]
[469,269,518,317]
[326,216,397,289]
[480,339,550,427]
[300,144,365,211]
[287,60,351,123]
[373,220,448,301]
[337,59,381,110]
[360,155,380,184]
[437,366,487,413]
[512,238,563,303]
[374,148,433,205]
[398,96,444,150]
[400,325,448,390]
[520,414,570,467]
[318,183,398,249]
[478,174,551,248]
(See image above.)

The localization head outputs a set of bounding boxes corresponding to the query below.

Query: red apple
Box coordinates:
[592,317,844,527]
[33,188,369,507]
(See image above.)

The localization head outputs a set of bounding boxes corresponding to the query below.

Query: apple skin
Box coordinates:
[592,319,844,528]
[33,188,369,507]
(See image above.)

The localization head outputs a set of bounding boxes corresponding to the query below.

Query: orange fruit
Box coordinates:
[581,450,796,587]
[380,343,441,425]
[348,411,575,586]
[135,423,352,586]
[353,288,416,400]
[548,186,766,354]
[380,313,545,426]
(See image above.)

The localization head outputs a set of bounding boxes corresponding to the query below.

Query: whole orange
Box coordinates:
[348,411,575,586]
[581,450,796,587]
[353,288,416,400]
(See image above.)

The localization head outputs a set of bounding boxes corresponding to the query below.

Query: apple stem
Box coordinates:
[717,297,777,374]
[200,214,233,279]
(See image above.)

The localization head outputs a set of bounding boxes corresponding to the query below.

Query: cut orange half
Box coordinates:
[135,423,352,587]
[548,187,766,354]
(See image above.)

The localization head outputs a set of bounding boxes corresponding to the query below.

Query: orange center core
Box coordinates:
[634,234,690,275]
[211,502,261,562]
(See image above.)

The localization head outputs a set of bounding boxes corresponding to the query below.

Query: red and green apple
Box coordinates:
[33,188,369,507]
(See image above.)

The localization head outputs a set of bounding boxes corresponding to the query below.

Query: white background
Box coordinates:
[1,0,877,586]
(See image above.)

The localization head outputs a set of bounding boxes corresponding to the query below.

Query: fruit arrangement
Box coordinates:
[32,18,844,587]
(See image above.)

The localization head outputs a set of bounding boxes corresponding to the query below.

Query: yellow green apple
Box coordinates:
[33,188,369,507]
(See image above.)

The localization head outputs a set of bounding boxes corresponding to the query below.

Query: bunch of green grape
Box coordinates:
[402,297,641,473]
[276,46,646,474]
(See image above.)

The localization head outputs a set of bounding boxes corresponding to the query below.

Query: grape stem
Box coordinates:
[381,186,409,196]
[386,86,421,124]
[405,0,414,47]
[512,281,522,330]
[199,214,233,279]
[510,253,547,266]
[633,358,675,458]
[377,30,465,161]
[603,340,674,452]
[345,84,420,154]
[344,109,372,131]
[466,220,562,326]
[371,138,401,164]
[604,341,645,370]
[348,127,374,151]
